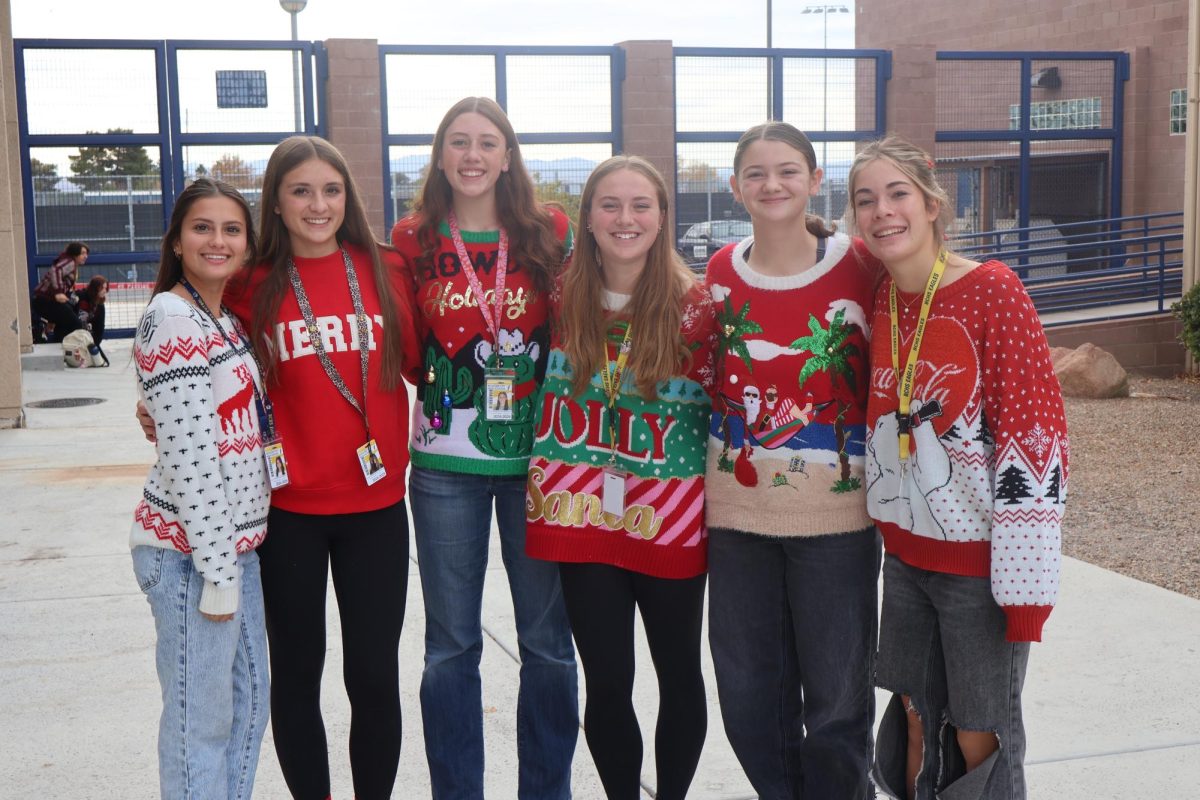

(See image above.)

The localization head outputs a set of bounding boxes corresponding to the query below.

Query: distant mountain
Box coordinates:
[389,155,601,183]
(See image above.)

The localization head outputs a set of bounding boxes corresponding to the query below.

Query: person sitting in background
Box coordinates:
[32,242,88,343]
[76,275,110,365]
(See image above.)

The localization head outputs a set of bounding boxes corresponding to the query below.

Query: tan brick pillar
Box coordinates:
[617,41,677,243]
[0,0,26,427]
[885,44,936,154]
[322,39,386,239]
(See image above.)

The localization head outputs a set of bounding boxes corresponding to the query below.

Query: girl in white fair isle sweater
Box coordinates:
[130,179,271,800]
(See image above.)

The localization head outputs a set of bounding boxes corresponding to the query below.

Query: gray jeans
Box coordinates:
[872,554,1030,800]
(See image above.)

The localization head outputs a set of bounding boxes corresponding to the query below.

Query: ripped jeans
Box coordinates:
[873,554,1030,800]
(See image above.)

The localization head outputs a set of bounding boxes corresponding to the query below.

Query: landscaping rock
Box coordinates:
[1053,342,1129,398]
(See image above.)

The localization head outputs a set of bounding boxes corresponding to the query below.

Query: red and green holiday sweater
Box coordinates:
[224,244,420,515]
[525,285,718,579]
[390,209,572,476]
[704,232,880,537]
[865,260,1068,642]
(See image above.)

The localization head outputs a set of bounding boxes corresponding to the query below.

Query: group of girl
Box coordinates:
[32,240,109,357]
[131,94,1066,800]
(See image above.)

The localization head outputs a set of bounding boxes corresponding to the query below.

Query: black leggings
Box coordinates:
[258,502,409,800]
[32,296,82,342]
[558,563,708,800]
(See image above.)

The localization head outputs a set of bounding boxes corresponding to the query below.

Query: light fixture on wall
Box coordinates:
[1032,67,1061,90]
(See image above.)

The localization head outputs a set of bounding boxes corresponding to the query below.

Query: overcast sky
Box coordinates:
[11,0,857,49]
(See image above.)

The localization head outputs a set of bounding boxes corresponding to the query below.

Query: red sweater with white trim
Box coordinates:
[865,260,1068,642]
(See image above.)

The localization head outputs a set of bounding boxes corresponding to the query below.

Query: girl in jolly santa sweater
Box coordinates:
[849,136,1067,800]
[525,155,717,799]
[703,121,882,799]
[389,97,578,799]
[131,178,270,799]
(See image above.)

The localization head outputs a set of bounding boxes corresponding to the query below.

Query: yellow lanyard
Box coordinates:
[889,249,948,461]
[599,322,633,466]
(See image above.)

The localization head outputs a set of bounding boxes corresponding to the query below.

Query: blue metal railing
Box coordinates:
[949,212,1183,324]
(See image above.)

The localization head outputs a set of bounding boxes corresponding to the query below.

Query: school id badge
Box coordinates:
[356,439,387,486]
[264,439,290,489]
[484,368,516,422]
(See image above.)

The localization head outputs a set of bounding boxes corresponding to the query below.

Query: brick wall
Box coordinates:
[323,40,385,238]
[1045,314,1186,377]
[857,0,1189,218]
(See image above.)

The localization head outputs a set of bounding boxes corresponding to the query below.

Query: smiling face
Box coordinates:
[851,157,940,268]
[437,112,511,208]
[587,167,663,277]
[175,195,250,294]
[275,157,345,258]
[730,139,823,226]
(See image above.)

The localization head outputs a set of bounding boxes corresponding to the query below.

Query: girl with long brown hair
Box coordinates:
[389,97,578,799]
[525,155,717,799]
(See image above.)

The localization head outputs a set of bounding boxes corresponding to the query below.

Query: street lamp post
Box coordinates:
[279,0,308,133]
[801,4,850,220]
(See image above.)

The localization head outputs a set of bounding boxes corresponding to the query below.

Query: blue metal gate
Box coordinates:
[15,38,323,334]
[379,45,624,232]
[672,46,891,264]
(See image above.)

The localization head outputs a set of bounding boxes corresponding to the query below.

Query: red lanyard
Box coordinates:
[447,211,509,341]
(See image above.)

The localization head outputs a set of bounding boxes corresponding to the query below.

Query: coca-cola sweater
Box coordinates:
[865,260,1068,642]
[224,244,420,515]
[131,292,270,615]
[390,210,572,476]
[525,285,718,578]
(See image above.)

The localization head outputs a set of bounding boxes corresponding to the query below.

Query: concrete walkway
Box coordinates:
[2,340,1198,798]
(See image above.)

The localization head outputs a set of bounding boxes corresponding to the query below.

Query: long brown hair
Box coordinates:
[152,178,257,298]
[560,155,697,399]
[248,135,404,389]
[733,121,836,238]
[410,97,563,295]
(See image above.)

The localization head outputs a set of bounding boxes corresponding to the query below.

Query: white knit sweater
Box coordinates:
[130,292,270,615]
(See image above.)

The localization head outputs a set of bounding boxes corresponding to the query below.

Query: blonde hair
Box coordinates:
[846,135,954,243]
[559,155,697,399]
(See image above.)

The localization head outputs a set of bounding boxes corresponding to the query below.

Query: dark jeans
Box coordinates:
[33,296,82,343]
[559,563,707,800]
[408,467,577,800]
[708,526,881,800]
[258,502,409,800]
[873,554,1030,800]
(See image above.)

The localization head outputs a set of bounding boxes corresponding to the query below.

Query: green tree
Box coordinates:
[68,128,158,189]
[29,158,58,191]
[790,308,862,491]
[533,173,581,225]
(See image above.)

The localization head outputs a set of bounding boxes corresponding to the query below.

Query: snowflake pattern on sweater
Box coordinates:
[865,260,1068,642]
[130,292,270,616]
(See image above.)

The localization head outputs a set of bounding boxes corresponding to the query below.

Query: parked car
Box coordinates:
[677,219,753,269]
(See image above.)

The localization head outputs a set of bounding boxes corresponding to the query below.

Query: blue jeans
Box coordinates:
[132,546,269,800]
[708,527,881,800]
[409,467,578,800]
[872,554,1030,800]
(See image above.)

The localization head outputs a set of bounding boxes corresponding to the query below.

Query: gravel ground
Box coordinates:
[1062,375,1200,600]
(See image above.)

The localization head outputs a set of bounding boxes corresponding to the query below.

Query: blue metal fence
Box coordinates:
[950,212,1183,323]
[16,38,323,334]
[379,45,624,232]
[672,46,891,263]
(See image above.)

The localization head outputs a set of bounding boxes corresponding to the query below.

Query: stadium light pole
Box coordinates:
[279,0,308,133]
[802,4,850,219]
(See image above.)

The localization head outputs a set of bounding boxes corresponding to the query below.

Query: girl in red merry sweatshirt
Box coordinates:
[703,122,882,800]
[849,136,1067,800]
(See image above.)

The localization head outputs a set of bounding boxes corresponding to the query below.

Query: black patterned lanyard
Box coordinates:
[286,248,373,438]
[178,277,277,440]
